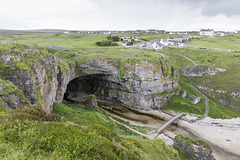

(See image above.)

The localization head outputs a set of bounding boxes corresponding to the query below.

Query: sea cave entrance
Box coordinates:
[64,74,112,103]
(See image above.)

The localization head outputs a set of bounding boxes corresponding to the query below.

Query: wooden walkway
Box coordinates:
[154,113,184,139]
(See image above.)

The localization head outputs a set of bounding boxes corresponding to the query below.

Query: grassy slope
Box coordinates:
[0,33,71,44]
[37,35,113,48]
[0,103,179,160]
[187,34,240,51]
[162,80,240,119]
[167,47,240,91]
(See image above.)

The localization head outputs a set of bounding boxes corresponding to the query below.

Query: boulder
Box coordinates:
[181,90,187,99]
[85,94,98,108]
[174,134,215,160]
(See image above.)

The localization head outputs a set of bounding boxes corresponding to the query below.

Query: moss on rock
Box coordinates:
[85,94,99,108]
[174,134,215,160]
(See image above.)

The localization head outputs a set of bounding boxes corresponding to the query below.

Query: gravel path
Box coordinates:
[108,116,157,140]
[171,52,198,66]
[39,45,75,50]
[116,50,134,57]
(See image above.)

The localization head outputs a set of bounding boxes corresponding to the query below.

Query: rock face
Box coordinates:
[0,45,179,112]
[0,79,30,109]
[181,90,187,99]
[174,134,215,160]
[188,94,201,104]
[181,67,228,76]
[65,58,180,110]
[197,85,240,110]
[85,94,98,108]
[0,45,58,113]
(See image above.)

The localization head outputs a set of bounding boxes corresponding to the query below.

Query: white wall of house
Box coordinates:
[200,29,214,37]
[152,42,162,50]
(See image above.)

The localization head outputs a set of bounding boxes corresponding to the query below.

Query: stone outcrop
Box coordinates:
[181,90,188,99]
[0,45,180,112]
[0,79,30,109]
[181,67,228,76]
[197,85,240,110]
[188,94,201,104]
[174,134,215,160]
[85,94,98,108]
[65,58,180,110]
[0,45,58,113]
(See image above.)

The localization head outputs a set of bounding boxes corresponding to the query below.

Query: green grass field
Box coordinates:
[187,34,240,51]
[162,80,240,119]
[166,47,240,92]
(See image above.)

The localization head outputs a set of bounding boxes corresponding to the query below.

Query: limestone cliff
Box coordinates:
[174,134,215,160]
[181,66,228,76]
[197,85,240,110]
[0,44,58,112]
[65,58,179,110]
[0,44,179,112]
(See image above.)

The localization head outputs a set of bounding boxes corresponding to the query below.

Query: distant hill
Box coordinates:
[25,29,68,33]
[0,29,68,33]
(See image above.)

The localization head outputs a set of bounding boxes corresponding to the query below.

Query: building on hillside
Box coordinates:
[120,36,138,42]
[176,43,187,47]
[146,29,157,33]
[234,30,240,34]
[214,32,229,37]
[156,30,166,34]
[199,29,214,37]
[178,32,188,35]
[169,32,188,35]
[152,42,163,50]
[136,30,146,33]
[169,32,178,35]
[160,39,174,46]
[169,38,190,43]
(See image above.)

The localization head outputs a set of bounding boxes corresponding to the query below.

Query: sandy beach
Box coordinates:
[118,109,240,160]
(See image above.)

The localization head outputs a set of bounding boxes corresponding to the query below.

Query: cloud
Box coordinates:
[1,0,240,30]
[170,0,240,17]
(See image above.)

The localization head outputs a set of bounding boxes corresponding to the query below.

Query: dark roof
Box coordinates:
[154,42,162,46]
[200,29,214,32]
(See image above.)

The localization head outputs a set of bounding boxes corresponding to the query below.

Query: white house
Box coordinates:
[234,30,240,34]
[156,30,166,34]
[199,29,214,37]
[146,29,157,33]
[214,32,229,37]
[169,32,178,35]
[152,42,163,50]
[176,43,187,47]
[160,39,173,46]
[169,32,188,35]
[120,36,138,42]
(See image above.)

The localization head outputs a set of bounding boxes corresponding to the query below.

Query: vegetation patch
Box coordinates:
[0,78,30,105]
[0,102,179,159]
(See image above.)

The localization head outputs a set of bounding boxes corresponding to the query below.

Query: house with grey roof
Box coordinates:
[200,29,215,37]
[214,32,229,37]
[152,42,163,50]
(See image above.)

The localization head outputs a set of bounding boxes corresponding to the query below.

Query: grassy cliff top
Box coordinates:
[0,102,179,159]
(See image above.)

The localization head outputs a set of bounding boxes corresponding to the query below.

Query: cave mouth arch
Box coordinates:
[64,74,116,103]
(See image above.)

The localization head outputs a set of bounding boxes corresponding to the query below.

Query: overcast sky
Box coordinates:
[1,0,240,31]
